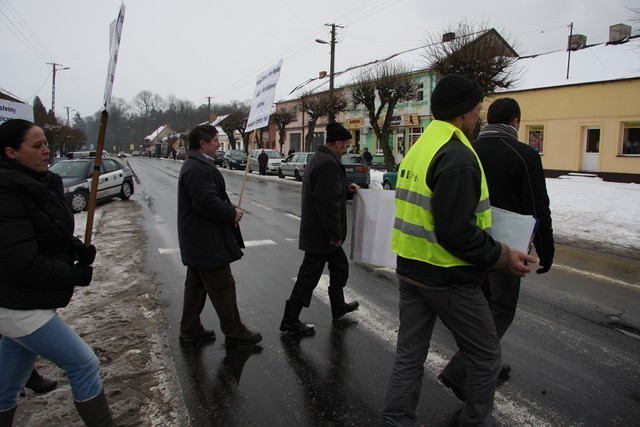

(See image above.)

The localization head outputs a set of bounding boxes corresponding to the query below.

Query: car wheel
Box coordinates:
[278,168,285,179]
[383,180,392,190]
[119,180,133,200]
[71,190,89,213]
[294,169,302,181]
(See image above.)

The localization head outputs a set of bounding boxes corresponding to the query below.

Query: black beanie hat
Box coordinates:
[431,74,484,120]
[326,123,352,142]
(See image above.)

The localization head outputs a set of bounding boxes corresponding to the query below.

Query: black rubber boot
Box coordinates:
[280,299,315,335]
[74,389,115,427]
[328,287,359,319]
[24,368,58,394]
[0,406,16,427]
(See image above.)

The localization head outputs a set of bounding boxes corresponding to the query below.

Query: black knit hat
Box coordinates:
[431,74,484,120]
[326,122,352,142]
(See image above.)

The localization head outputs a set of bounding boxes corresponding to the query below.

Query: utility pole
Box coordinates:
[316,23,342,123]
[566,22,573,80]
[206,96,214,121]
[65,106,74,127]
[47,62,70,116]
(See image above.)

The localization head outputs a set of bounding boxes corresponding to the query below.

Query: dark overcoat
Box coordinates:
[299,145,347,255]
[0,160,79,309]
[178,150,244,269]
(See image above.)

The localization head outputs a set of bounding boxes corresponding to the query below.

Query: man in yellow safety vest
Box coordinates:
[382,74,537,426]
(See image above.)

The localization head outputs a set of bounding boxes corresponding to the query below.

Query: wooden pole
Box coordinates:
[237,130,258,208]
[84,110,109,245]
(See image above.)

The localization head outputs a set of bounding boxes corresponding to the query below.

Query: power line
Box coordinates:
[1,0,56,59]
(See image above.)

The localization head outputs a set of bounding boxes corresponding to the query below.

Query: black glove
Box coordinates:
[536,259,553,274]
[72,240,96,265]
[71,265,93,287]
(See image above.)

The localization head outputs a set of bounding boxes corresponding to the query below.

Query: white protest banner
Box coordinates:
[102,3,125,112]
[350,189,397,268]
[0,99,34,124]
[245,59,283,133]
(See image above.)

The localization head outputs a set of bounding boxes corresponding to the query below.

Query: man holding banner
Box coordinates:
[279,123,360,336]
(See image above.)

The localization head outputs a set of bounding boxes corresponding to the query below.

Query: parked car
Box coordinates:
[118,151,127,158]
[131,151,141,157]
[49,157,134,213]
[341,154,370,192]
[223,150,247,170]
[214,150,225,166]
[248,149,283,174]
[176,147,187,161]
[382,171,398,190]
[278,152,314,181]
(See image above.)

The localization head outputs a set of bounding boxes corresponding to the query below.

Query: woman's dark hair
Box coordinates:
[0,119,36,158]
[188,125,218,150]
[487,98,521,125]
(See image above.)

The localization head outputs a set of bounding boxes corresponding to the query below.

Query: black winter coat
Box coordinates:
[299,145,347,255]
[177,150,244,269]
[473,124,554,269]
[0,159,80,309]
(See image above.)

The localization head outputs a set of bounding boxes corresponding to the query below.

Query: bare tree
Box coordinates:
[422,20,520,94]
[271,107,297,154]
[299,91,347,151]
[132,90,165,117]
[351,61,418,171]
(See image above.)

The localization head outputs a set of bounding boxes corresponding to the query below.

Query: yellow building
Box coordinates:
[487,28,640,182]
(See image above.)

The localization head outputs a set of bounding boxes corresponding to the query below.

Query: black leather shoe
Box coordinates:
[497,364,512,386]
[25,370,58,394]
[225,330,263,346]
[437,374,466,402]
[332,301,359,319]
[179,329,216,344]
[280,319,316,336]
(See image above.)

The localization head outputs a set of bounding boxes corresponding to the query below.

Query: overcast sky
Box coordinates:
[1,0,636,119]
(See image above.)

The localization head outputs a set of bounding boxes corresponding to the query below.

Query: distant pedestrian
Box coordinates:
[438,97,555,394]
[177,124,262,347]
[362,147,373,166]
[258,149,269,175]
[171,147,177,161]
[0,119,114,426]
[288,148,296,156]
[382,75,537,426]
[279,122,360,336]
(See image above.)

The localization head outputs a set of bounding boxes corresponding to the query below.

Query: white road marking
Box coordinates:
[554,263,639,289]
[251,202,273,211]
[244,239,277,247]
[285,213,301,220]
[158,248,179,254]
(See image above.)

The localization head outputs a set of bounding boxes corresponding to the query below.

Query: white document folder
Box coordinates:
[350,189,397,268]
[489,207,537,253]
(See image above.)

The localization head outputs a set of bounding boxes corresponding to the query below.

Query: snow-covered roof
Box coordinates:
[144,125,168,141]
[510,36,640,91]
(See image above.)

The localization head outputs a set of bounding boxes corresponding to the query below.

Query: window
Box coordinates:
[102,159,120,172]
[621,122,640,155]
[416,83,424,101]
[408,127,423,148]
[527,125,544,154]
[289,133,301,152]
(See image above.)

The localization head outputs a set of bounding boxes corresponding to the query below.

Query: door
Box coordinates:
[582,127,600,172]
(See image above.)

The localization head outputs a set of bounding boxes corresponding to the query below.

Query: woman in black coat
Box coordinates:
[0,119,113,426]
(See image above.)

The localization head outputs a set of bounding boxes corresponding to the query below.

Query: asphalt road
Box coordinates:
[126,156,640,426]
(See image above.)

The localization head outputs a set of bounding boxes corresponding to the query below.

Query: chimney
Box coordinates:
[609,23,631,42]
[319,71,327,79]
[442,32,455,42]
[568,34,587,50]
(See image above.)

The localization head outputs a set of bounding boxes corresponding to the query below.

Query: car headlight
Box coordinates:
[63,187,69,193]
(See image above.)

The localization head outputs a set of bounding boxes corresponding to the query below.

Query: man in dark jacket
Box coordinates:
[279,123,360,336]
[177,124,261,346]
[258,149,269,175]
[440,98,554,390]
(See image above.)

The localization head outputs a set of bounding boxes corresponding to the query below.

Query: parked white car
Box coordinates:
[278,152,314,181]
[248,149,284,174]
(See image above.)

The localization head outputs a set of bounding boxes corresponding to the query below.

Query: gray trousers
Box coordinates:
[382,280,501,426]
[440,270,521,391]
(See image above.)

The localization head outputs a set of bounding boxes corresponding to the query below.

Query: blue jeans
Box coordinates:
[0,315,103,410]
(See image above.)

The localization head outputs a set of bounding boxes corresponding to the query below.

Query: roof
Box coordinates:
[144,125,168,141]
[510,36,640,91]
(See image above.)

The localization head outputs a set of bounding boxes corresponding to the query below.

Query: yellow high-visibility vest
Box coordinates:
[391,120,491,267]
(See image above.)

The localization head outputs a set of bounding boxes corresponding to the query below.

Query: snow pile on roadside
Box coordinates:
[13,201,186,427]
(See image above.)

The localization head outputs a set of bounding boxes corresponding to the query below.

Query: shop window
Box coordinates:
[527,125,544,154]
[408,126,423,149]
[621,122,640,155]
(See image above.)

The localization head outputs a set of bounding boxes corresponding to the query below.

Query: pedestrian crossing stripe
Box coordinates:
[158,239,276,254]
